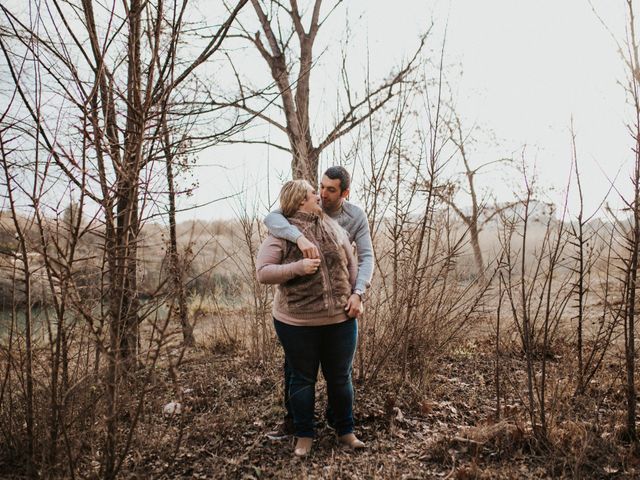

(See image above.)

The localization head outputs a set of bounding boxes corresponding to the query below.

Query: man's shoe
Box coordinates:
[266,418,295,440]
[338,433,365,449]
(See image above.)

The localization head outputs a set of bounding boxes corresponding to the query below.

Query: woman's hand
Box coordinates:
[300,258,321,275]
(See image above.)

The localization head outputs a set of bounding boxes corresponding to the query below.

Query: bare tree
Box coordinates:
[218,0,426,184]
[567,124,618,397]
[0,127,35,478]
[597,0,640,442]
[434,111,518,277]
[497,163,572,439]
[0,1,248,477]
[160,108,195,347]
[622,0,640,443]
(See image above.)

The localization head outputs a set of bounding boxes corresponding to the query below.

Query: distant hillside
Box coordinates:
[0,211,251,308]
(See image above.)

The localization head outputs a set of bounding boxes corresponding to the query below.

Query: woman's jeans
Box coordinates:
[274,318,357,438]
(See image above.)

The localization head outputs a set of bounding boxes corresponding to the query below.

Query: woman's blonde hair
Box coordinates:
[280,179,312,217]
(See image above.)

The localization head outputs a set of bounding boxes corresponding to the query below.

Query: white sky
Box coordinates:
[182,0,632,222]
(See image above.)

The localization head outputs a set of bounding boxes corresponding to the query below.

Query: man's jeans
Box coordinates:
[274,318,357,438]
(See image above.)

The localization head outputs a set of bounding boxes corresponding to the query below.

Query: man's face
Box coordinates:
[320,175,349,211]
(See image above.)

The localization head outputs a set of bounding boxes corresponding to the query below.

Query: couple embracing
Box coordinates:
[256,166,374,457]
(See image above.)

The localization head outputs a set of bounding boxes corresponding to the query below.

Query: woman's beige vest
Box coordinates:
[275,212,351,318]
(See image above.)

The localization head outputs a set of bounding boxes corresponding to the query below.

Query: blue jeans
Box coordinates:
[283,360,337,427]
[283,361,336,427]
[274,318,357,438]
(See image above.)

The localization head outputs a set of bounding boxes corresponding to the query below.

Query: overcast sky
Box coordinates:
[183,0,631,222]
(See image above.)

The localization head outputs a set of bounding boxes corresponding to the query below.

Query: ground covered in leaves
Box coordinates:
[106,334,640,480]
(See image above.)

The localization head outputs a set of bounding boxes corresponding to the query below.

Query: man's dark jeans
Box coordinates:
[274,318,357,438]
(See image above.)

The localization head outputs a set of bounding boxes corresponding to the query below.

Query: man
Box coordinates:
[264,166,374,438]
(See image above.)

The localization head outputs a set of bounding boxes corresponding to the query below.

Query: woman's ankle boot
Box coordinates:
[294,437,313,456]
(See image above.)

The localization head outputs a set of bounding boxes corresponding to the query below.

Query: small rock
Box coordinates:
[163,401,182,416]
[394,407,404,421]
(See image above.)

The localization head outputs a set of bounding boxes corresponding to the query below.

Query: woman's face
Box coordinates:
[299,184,321,214]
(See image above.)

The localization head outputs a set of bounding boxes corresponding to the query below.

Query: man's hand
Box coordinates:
[345,293,364,318]
[300,258,321,275]
[296,236,319,259]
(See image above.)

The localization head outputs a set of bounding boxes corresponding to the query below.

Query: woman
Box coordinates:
[256,179,365,456]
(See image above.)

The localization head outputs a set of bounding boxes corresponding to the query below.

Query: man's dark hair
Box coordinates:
[323,166,350,192]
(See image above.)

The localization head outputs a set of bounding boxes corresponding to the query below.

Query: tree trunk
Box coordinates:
[1,160,35,478]
[164,125,195,347]
[106,2,143,477]
[115,0,143,364]
[469,221,485,279]
[625,0,640,443]
[291,144,319,186]
[625,141,640,442]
